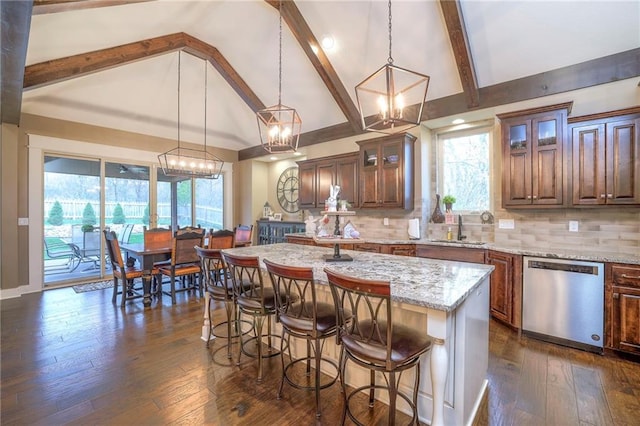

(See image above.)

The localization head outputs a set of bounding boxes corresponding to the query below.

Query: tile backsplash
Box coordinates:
[304,205,639,257]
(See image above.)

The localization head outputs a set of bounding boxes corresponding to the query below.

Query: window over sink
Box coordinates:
[435,123,492,212]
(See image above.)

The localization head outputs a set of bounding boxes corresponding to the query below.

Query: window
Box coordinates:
[436,126,492,212]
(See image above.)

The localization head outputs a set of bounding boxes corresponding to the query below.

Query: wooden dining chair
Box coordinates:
[207,229,235,249]
[103,230,147,307]
[158,228,205,304]
[233,224,253,247]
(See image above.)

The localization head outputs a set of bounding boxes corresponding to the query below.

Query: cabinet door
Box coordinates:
[606,118,640,205]
[612,289,640,354]
[572,123,606,205]
[353,243,381,253]
[316,160,336,208]
[298,163,317,209]
[487,251,512,324]
[532,115,563,205]
[359,145,380,208]
[336,155,358,205]
[502,119,533,206]
[380,141,402,207]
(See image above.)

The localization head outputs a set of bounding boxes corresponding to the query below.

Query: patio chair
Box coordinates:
[44,239,82,272]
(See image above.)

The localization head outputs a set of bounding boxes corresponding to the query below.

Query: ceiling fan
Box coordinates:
[119,164,148,175]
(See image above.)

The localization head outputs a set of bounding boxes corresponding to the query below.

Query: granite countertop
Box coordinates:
[285,233,640,265]
[222,243,494,313]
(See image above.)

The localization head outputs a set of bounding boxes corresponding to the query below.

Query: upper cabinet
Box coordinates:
[297,152,359,210]
[356,133,415,210]
[569,107,640,206]
[497,102,572,208]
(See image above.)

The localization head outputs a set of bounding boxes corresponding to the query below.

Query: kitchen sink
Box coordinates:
[429,239,486,246]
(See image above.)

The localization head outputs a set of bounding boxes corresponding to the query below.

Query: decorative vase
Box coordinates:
[430,194,445,223]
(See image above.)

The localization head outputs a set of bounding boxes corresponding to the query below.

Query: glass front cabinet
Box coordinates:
[498,102,572,208]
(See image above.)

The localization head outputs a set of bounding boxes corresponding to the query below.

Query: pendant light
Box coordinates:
[257,0,302,153]
[355,0,430,134]
[158,52,224,179]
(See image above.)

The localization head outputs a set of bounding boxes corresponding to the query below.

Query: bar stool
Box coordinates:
[324,268,433,426]
[222,252,282,382]
[263,259,339,418]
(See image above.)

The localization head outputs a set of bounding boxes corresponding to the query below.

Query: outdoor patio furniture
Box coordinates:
[44,239,82,272]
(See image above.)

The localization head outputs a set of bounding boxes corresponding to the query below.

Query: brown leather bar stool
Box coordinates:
[263,259,339,418]
[222,252,282,382]
[324,268,433,426]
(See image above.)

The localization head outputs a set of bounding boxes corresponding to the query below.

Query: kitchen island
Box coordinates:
[202,243,494,426]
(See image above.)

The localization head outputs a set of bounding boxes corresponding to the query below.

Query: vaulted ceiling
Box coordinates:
[2,0,639,161]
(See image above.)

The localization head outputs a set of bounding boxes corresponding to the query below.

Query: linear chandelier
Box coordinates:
[256,0,302,153]
[158,51,224,179]
[355,0,430,134]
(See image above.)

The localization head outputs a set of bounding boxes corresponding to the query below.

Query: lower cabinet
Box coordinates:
[487,251,522,329]
[606,263,640,355]
[382,244,415,257]
[257,220,306,245]
[416,245,486,264]
[353,243,382,253]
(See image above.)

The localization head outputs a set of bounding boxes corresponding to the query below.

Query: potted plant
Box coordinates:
[443,195,456,212]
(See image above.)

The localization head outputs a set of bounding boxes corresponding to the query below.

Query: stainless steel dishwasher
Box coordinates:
[522,256,604,353]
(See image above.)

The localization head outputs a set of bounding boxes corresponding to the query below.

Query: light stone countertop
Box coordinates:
[286,233,640,266]
[222,243,494,313]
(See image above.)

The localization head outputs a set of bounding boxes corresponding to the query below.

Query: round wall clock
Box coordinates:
[277,166,300,213]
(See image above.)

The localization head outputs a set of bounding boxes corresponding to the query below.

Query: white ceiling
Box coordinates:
[21,0,640,155]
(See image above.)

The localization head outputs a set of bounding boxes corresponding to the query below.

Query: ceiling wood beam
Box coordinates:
[439,0,479,108]
[265,0,362,133]
[1,0,33,125]
[241,48,640,160]
[23,32,266,113]
[33,0,152,15]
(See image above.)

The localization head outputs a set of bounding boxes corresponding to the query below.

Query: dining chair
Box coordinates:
[324,268,433,426]
[222,252,282,382]
[264,259,339,418]
[158,228,205,304]
[103,230,147,307]
[207,228,235,249]
[233,224,253,247]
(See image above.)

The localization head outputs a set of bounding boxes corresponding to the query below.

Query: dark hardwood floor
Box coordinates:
[1,285,639,425]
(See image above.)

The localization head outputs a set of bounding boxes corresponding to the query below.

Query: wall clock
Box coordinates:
[277,166,300,213]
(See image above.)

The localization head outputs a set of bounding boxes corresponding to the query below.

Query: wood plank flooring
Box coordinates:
[2,285,639,425]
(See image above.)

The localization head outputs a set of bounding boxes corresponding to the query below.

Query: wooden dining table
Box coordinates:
[119,241,171,307]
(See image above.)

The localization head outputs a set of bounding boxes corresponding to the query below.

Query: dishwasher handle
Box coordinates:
[528,260,599,275]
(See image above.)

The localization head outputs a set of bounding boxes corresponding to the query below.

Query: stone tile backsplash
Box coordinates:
[307,205,639,257]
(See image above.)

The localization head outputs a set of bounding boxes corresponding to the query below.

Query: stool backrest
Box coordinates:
[222,252,268,310]
[195,245,229,296]
[264,259,319,331]
[324,268,393,368]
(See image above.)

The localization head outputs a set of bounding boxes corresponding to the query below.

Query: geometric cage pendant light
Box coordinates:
[355,0,430,134]
[257,0,302,153]
[158,51,224,179]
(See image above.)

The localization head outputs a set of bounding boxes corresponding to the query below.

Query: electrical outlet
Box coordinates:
[569,220,579,232]
[498,219,515,229]
[383,218,389,226]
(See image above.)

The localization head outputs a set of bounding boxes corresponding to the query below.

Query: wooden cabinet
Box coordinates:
[381,244,415,257]
[284,234,315,246]
[297,153,358,210]
[606,263,640,355]
[487,250,523,329]
[356,133,415,209]
[257,220,305,245]
[353,242,382,253]
[415,245,486,264]
[498,102,572,208]
[569,108,640,206]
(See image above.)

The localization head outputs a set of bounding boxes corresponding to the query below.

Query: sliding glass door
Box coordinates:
[43,155,103,285]
[104,162,150,244]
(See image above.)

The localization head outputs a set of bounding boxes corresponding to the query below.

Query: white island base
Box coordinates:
[200,244,492,426]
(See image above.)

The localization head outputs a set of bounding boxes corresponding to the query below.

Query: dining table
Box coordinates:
[119,241,171,307]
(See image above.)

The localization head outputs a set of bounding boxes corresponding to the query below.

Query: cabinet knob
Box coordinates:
[613,293,620,299]
[607,194,613,199]
[526,195,532,200]
[600,194,606,198]
[532,195,537,200]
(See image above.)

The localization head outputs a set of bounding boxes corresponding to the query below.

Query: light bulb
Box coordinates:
[169,159,177,166]
[178,160,186,167]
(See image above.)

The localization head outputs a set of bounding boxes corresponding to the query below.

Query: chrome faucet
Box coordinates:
[457,215,466,241]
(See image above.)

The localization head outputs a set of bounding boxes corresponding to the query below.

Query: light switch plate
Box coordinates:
[383,218,389,226]
[498,219,515,229]
[18,217,29,226]
[569,220,579,232]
